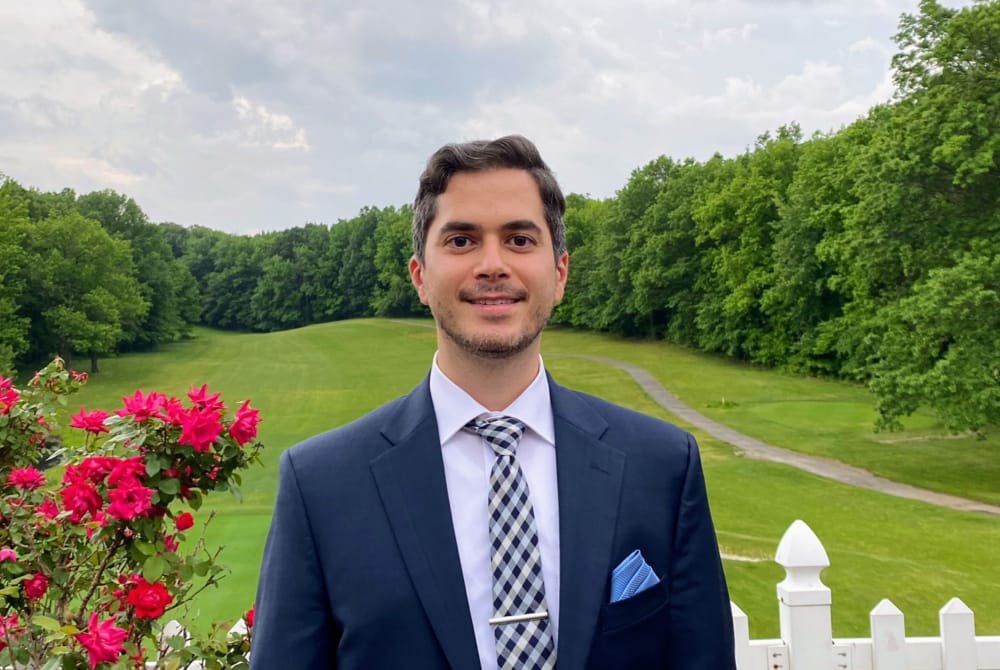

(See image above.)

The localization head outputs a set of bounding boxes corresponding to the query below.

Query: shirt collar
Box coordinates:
[429,353,555,446]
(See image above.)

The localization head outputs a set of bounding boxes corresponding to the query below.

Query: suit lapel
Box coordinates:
[551,380,626,670]
[369,380,480,669]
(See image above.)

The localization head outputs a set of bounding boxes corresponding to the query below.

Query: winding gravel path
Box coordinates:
[560,354,1000,517]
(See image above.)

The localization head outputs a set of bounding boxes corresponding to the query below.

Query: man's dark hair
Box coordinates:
[412,135,567,263]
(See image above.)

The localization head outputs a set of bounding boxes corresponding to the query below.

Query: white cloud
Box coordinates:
[848,36,883,55]
[53,157,144,187]
[231,96,310,151]
[701,23,759,48]
[0,0,978,233]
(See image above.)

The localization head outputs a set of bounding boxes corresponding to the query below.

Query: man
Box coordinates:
[251,135,735,669]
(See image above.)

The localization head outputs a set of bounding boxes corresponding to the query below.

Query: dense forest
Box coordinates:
[1,0,997,433]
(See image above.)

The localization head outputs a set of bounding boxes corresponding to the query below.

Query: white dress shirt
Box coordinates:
[430,355,561,670]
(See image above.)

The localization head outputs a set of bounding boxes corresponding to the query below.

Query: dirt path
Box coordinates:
[559,354,1000,517]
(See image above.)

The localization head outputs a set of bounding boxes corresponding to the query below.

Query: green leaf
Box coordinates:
[134,541,155,556]
[143,554,167,582]
[158,477,180,495]
[188,490,203,511]
[167,634,188,650]
[31,614,61,631]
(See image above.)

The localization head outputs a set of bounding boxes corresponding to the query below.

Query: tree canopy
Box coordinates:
[2,0,997,432]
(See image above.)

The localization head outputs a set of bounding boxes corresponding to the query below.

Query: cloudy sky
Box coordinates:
[0,0,972,235]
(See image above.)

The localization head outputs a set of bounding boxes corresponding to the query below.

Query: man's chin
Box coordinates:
[442,329,540,360]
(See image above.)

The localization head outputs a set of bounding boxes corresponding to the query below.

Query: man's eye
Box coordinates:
[447,236,471,248]
[510,235,532,247]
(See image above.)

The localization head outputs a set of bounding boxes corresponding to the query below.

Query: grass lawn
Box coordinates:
[541,327,1000,507]
[68,320,1000,639]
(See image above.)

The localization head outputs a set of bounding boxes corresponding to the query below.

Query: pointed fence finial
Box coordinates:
[775,520,834,670]
[940,598,976,670]
[776,519,830,599]
[870,599,906,670]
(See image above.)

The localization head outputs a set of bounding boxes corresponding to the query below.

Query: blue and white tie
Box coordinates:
[467,415,556,670]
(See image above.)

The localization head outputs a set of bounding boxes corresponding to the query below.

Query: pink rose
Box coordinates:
[178,406,223,452]
[106,456,146,488]
[229,399,261,446]
[75,613,127,668]
[24,572,47,599]
[69,407,111,434]
[105,480,154,521]
[59,481,103,523]
[35,498,60,519]
[0,388,18,415]
[6,466,45,491]
[174,511,194,531]
[115,389,166,422]
[127,578,173,618]
[187,384,226,412]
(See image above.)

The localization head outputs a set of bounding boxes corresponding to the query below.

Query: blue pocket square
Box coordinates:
[610,550,660,603]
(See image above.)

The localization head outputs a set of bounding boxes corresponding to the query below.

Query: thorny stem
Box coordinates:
[77,534,124,619]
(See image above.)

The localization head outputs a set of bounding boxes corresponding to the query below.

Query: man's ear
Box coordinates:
[408,256,429,305]
[553,251,569,304]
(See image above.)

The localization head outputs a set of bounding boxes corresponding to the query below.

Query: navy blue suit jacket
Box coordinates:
[251,376,735,669]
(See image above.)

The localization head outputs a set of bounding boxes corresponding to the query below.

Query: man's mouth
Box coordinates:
[471,298,517,305]
[460,287,528,305]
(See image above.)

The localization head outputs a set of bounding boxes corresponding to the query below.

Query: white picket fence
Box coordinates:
[152,519,999,669]
[734,520,1000,670]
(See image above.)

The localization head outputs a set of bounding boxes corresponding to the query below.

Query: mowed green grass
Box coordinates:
[542,328,1000,507]
[68,320,1000,639]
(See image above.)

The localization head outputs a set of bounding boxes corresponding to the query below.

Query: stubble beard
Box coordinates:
[436,299,553,361]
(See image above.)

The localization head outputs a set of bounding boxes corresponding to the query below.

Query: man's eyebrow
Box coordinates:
[437,221,479,235]
[502,220,544,234]
[436,220,543,235]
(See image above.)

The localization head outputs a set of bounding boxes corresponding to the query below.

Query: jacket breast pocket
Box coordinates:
[600,577,670,633]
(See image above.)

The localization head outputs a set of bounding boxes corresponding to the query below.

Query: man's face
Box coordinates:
[409,168,568,362]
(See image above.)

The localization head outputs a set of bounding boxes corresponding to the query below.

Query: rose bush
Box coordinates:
[0,359,261,669]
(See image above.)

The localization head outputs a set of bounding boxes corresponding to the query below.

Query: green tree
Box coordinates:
[870,245,1000,434]
[77,190,199,347]
[552,194,614,328]
[20,212,148,371]
[0,179,32,373]
[201,235,266,330]
[762,122,870,374]
[693,126,802,363]
[371,206,424,317]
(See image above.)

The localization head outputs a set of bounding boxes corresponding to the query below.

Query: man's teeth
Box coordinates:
[475,299,515,304]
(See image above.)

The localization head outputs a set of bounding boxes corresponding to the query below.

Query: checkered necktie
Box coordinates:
[466,415,556,670]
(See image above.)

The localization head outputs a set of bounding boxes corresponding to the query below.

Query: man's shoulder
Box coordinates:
[552,383,693,449]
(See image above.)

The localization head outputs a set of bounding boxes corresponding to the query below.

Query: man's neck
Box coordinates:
[435,346,541,411]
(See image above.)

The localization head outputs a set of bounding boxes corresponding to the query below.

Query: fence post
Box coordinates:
[940,597,977,670]
[870,599,907,670]
[731,601,752,670]
[775,520,834,670]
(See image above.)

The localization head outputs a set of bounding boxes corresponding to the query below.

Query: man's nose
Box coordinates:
[474,237,510,279]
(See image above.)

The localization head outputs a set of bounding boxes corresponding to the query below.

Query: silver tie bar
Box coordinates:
[489,610,549,626]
